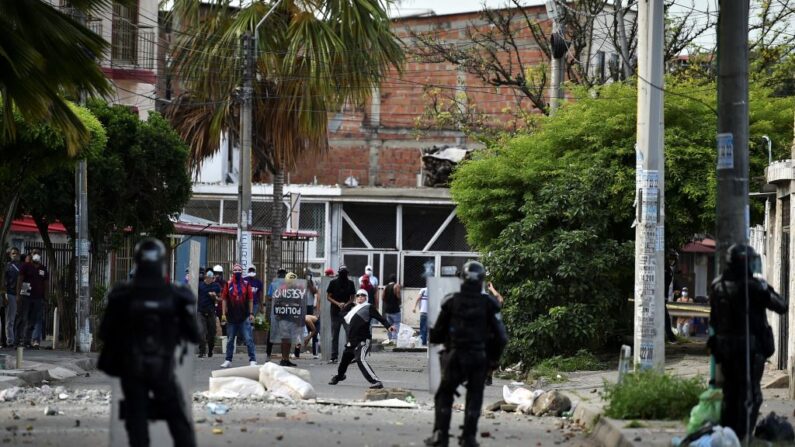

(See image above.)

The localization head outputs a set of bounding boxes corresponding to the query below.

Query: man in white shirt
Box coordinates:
[412,287,429,346]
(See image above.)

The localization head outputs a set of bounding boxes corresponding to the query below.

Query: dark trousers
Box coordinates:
[120,375,195,447]
[664,305,676,341]
[197,311,216,356]
[14,297,42,347]
[721,356,765,441]
[330,312,344,360]
[337,339,379,383]
[433,350,489,441]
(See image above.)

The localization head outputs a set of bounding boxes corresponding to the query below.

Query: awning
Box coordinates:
[680,238,716,254]
[5,217,67,234]
[172,221,316,239]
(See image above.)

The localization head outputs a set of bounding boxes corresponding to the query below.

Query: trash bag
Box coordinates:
[502,385,544,414]
[396,324,415,348]
[754,411,795,442]
[687,388,723,434]
[708,426,740,447]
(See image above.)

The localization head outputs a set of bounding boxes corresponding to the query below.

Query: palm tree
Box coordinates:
[0,0,113,154]
[167,0,403,281]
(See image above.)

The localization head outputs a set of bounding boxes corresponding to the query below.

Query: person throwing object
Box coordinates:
[328,289,395,389]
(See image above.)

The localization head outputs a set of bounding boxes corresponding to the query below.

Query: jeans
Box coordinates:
[4,294,14,346]
[225,320,256,363]
[420,312,428,346]
[385,312,401,340]
[197,310,216,356]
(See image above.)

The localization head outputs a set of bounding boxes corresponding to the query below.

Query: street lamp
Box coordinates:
[762,135,772,165]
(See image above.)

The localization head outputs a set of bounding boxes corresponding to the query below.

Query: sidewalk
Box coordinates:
[0,348,96,389]
[549,343,795,446]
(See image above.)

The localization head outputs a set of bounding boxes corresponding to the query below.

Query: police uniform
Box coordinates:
[426,262,508,447]
[98,239,200,447]
[709,244,787,441]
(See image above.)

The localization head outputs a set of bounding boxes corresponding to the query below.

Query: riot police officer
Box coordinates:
[709,244,787,441]
[98,238,200,447]
[425,261,508,447]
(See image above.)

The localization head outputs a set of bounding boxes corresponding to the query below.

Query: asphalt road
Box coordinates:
[0,348,598,447]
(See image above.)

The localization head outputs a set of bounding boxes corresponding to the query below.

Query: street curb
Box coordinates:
[564,392,634,447]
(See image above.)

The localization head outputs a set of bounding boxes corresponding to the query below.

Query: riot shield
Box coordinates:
[269,279,307,344]
[110,241,199,446]
[427,277,461,395]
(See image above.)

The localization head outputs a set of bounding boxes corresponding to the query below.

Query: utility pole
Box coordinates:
[237,31,253,270]
[74,9,91,353]
[633,0,665,371]
[615,0,633,79]
[715,0,750,270]
[545,1,565,114]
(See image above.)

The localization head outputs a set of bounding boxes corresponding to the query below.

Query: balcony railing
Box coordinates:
[111,26,155,70]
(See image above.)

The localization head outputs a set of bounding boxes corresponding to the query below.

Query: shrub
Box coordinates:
[603,370,706,420]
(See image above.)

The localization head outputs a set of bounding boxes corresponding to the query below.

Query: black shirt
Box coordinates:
[383,283,400,314]
[327,277,356,316]
[198,281,221,313]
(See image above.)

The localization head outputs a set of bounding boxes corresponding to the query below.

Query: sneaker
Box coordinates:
[369,381,384,389]
[279,359,297,367]
[313,355,320,360]
[220,360,231,368]
[208,351,214,358]
[327,359,338,364]
[249,361,258,367]
[328,375,345,385]
[424,430,449,447]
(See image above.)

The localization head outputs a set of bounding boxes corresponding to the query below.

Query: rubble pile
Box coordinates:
[0,385,110,406]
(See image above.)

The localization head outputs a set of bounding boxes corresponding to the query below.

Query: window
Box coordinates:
[594,51,606,84]
[112,1,138,65]
[299,203,326,257]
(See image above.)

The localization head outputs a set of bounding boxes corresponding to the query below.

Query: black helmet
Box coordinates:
[727,243,756,275]
[133,238,167,282]
[461,261,486,286]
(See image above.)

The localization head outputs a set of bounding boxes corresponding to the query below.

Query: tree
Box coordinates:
[18,102,191,347]
[0,0,113,153]
[451,79,794,365]
[167,0,404,281]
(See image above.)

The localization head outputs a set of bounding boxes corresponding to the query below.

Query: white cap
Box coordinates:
[356,289,369,297]
[213,264,223,273]
[365,265,373,273]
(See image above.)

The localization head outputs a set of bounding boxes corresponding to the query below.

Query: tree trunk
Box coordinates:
[267,168,284,284]
[0,193,20,252]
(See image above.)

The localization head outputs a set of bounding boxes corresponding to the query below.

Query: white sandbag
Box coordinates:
[212,364,311,383]
[396,324,415,348]
[258,362,316,400]
[503,385,544,413]
[211,365,260,380]
[207,376,266,399]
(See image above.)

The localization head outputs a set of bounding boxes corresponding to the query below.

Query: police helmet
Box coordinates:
[133,238,167,281]
[461,261,486,286]
[727,243,756,275]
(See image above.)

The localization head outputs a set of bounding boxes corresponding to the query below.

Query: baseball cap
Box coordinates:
[213,265,223,273]
[356,289,368,297]
[205,270,214,278]
[324,268,335,276]
[338,265,348,273]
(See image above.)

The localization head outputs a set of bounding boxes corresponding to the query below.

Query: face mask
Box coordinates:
[234,272,242,280]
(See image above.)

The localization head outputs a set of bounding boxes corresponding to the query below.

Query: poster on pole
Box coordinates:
[269,278,307,343]
[239,230,253,270]
[717,133,734,170]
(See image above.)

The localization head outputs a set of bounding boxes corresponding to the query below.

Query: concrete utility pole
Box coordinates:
[715,0,750,271]
[237,31,254,270]
[633,0,665,371]
[75,9,91,353]
[615,0,634,79]
[545,1,565,114]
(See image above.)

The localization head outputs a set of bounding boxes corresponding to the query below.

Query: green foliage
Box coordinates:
[451,79,795,365]
[603,370,706,420]
[535,349,607,372]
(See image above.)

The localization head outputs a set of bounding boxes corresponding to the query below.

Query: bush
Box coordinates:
[527,350,608,383]
[603,370,706,420]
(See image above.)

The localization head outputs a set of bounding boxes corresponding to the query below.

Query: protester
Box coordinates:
[4,247,21,348]
[299,270,320,359]
[220,263,257,368]
[359,265,380,308]
[382,275,401,342]
[709,244,787,441]
[97,238,199,447]
[412,287,430,346]
[197,270,221,358]
[425,261,507,447]
[676,287,694,337]
[328,289,395,389]
[326,266,356,363]
[213,265,226,336]
[485,281,504,386]
[15,252,47,349]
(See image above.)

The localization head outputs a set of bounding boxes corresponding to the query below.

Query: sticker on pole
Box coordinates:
[717,133,734,170]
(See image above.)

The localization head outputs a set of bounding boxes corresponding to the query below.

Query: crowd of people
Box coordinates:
[2,247,49,350]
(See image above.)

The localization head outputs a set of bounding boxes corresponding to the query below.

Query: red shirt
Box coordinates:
[222,277,253,323]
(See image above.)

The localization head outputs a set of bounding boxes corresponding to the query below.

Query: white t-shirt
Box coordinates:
[418,288,429,314]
